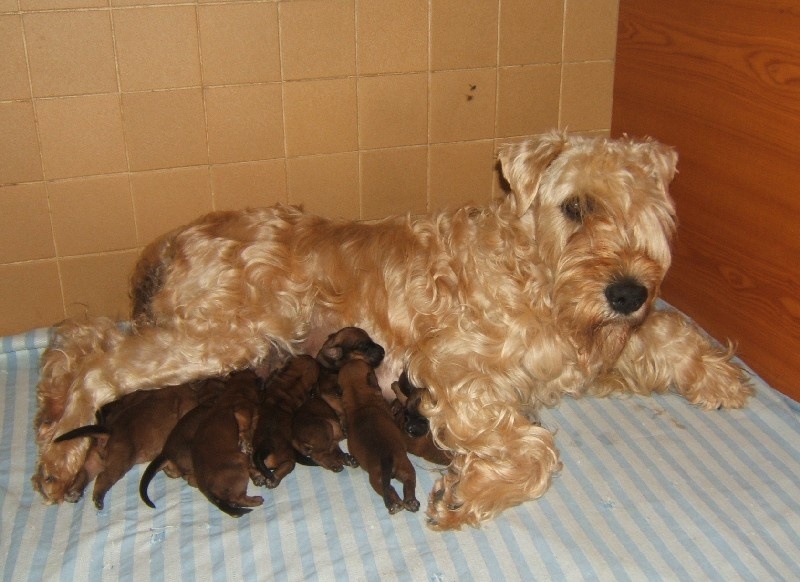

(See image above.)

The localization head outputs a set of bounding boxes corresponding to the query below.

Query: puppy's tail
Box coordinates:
[208,496,253,518]
[53,424,109,443]
[139,453,167,509]
[252,447,277,483]
[294,451,319,467]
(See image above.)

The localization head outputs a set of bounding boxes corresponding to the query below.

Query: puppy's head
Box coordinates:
[391,372,430,438]
[316,327,385,370]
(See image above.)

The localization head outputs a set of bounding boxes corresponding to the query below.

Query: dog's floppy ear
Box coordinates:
[642,138,678,193]
[319,345,342,365]
[498,132,567,216]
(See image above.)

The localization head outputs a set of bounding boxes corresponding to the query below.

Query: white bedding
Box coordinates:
[1,325,798,581]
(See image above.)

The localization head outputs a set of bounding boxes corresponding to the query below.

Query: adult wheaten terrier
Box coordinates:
[32,131,752,529]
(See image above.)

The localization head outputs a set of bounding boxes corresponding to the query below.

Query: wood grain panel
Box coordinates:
[612,0,800,400]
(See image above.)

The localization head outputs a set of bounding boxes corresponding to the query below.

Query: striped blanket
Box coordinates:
[1,325,798,581]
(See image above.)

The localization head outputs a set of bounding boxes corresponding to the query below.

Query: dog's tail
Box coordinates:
[294,451,319,467]
[252,447,277,483]
[207,495,253,518]
[53,424,109,443]
[139,453,167,509]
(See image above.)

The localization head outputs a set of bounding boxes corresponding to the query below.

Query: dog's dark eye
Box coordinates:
[561,196,595,223]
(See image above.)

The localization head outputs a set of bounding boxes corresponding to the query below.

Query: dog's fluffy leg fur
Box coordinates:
[598,310,753,408]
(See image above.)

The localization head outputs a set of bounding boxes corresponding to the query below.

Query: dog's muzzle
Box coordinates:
[605,278,648,315]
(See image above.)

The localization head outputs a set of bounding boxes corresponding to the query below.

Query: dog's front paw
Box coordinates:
[683,359,754,410]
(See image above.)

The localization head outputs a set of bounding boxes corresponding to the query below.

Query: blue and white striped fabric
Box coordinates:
[1,325,798,581]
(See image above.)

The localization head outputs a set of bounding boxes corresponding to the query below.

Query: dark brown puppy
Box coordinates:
[340,359,419,514]
[390,372,450,466]
[292,326,386,469]
[251,355,320,487]
[191,370,264,517]
[291,369,357,472]
[55,381,214,509]
[139,377,228,508]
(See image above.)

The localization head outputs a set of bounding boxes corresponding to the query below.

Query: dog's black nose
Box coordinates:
[605,279,647,315]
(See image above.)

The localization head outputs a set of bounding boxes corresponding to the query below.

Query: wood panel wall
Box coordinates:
[612,0,800,400]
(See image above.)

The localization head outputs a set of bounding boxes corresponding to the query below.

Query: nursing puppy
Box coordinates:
[140,378,228,507]
[191,370,264,517]
[390,372,450,466]
[340,359,419,514]
[251,355,320,488]
[291,368,356,472]
[55,381,212,509]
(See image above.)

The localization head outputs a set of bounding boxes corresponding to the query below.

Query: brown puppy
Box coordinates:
[139,378,228,508]
[251,355,320,488]
[292,326,387,470]
[291,369,356,472]
[55,381,214,509]
[191,370,264,517]
[390,372,451,466]
[340,359,419,514]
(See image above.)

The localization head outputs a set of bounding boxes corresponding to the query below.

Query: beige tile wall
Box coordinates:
[0,0,619,335]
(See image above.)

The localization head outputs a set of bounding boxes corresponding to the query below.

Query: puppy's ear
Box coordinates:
[498,132,567,216]
[319,346,342,364]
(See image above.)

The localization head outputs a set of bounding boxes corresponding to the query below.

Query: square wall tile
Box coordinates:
[49,175,137,257]
[130,167,213,245]
[36,94,128,180]
[564,0,619,62]
[21,0,107,8]
[113,5,201,91]
[0,0,19,11]
[0,15,30,101]
[205,84,285,164]
[112,0,177,6]
[430,140,495,210]
[0,101,42,185]
[0,183,55,263]
[0,261,64,336]
[500,0,564,66]
[280,0,356,80]
[24,10,117,98]
[61,251,139,322]
[358,74,427,150]
[357,0,428,74]
[497,64,561,137]
[287,153,359,219]
[122,89,208,172]
[283,78,358,157]
[430,69,497,143]
[431,0,498,70]
[211,161,287,212]
[561,61,614,131]
[360,147,427,219]
[198,3,281,85]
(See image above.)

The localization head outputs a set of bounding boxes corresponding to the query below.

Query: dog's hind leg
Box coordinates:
[374,457,403,514]
[612,310,754,410]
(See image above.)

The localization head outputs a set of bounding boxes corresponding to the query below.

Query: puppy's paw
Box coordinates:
[239,438,254,455]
